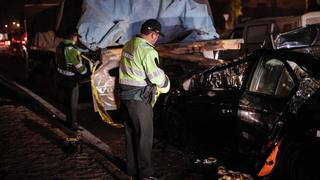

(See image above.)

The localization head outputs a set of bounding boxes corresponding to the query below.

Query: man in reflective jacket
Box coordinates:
[55,31,87,131]
[119,19,170,179]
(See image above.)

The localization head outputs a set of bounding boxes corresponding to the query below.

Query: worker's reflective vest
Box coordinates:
[119,36,169,102]
[56,39,87,76]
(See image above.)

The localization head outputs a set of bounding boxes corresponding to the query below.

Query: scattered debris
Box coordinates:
[217,166,254,180]
[63,136,82,155]
[203,157,218,165]
[194,156,219,166]
[194,158,202,165]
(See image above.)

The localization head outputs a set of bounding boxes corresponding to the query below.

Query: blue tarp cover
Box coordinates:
[77,0,219,51]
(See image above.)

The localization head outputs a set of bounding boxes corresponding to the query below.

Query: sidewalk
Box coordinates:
[0,94,129,179]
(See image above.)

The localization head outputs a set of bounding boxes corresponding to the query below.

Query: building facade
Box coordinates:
[212,0,320,33]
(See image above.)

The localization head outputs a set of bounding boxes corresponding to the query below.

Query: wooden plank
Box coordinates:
[101,39,243,62]
[156,39,243,55]
[99,39,242,71]
[159,51,224,64]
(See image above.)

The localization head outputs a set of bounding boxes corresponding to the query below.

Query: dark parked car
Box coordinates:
[159,25,320,179]
[0,32,10,52]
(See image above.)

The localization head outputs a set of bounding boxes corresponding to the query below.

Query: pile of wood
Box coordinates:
[156,38,243,69]
[102,38,243,65]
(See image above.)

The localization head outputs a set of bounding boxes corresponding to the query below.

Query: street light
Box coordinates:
[4,25,8,28]
[17,23,20,27]
[13,22,16,25]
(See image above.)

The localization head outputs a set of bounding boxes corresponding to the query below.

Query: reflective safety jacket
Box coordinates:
[56,39,87,76]
[119,36,169,101]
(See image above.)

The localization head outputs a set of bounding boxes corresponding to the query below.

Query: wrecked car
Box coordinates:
[158,24,320,180]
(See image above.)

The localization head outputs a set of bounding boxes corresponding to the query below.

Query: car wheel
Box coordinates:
[274,140,320,180]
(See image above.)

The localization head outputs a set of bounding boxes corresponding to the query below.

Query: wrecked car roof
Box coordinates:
[274,24,320,49]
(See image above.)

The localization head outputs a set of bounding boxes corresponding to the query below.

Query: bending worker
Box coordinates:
[55,30,87,131]
[119,19,170,180]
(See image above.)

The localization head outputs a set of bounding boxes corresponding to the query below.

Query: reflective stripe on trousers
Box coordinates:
[57,68,75,76]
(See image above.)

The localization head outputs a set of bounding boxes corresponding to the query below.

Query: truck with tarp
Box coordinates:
[22,0,242,127]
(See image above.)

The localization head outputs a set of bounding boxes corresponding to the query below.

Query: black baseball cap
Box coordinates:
[141,19,165,37]
[72,29,81,37]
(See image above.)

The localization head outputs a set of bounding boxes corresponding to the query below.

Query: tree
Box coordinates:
[226,0,242,30]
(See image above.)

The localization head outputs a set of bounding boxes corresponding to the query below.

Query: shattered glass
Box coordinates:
[289,77,320,114]
[191,61,249,90]
[292,46,320,57]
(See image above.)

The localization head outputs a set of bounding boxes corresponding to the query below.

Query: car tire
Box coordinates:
[274,140,320,180]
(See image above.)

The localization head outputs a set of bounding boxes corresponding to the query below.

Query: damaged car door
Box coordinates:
[237,52,297,158]
[163,59,251,151]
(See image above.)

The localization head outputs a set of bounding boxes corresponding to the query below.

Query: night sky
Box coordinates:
[0,0,60,32]
[0,0,24,31]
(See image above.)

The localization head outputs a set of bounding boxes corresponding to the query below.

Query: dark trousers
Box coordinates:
[63,83,79,130]
[121,100,154,178]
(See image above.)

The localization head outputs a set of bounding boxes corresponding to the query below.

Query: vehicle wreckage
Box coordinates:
[159,24,320,179]
[88,6,320,180]
[24,0,320,179]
